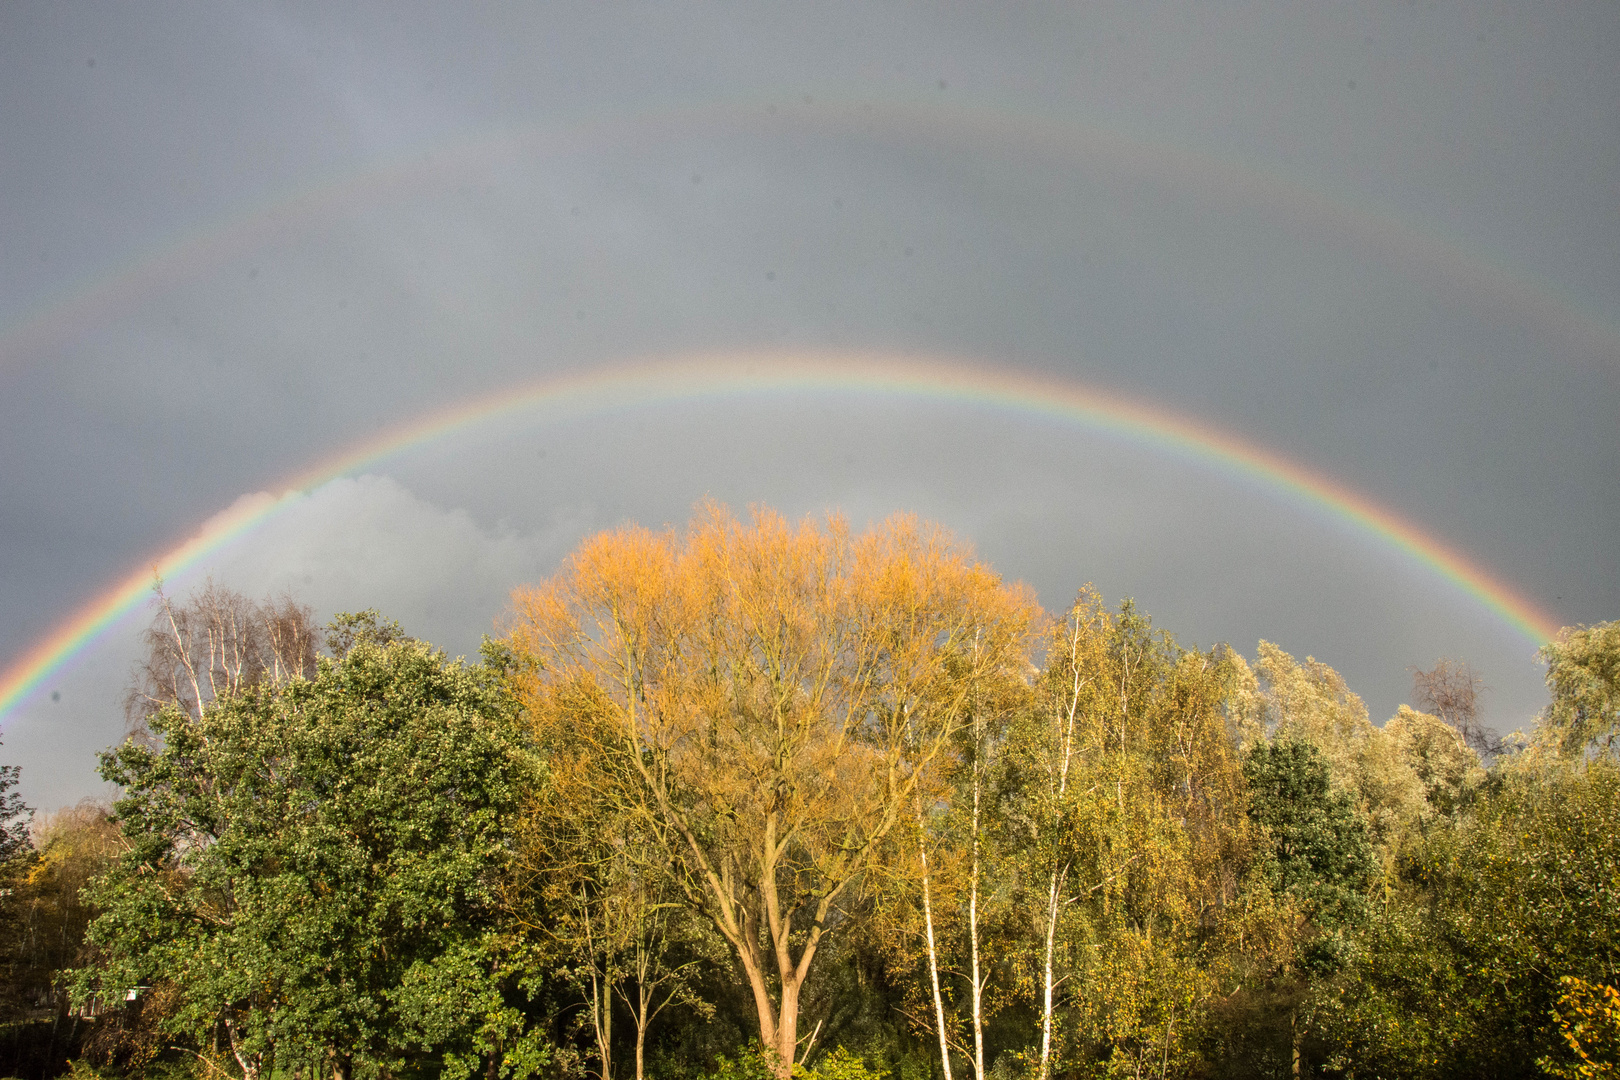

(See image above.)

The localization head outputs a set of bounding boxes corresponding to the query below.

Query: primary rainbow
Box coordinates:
[0,351,1564,723]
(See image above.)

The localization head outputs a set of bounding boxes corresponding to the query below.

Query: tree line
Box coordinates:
[1,502,1616,1080]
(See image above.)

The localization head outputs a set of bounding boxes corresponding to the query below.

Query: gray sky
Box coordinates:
[2,1,1616,810]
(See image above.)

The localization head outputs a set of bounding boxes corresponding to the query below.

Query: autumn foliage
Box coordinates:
[8,503,1617,1080]
[506,502,1039,1074]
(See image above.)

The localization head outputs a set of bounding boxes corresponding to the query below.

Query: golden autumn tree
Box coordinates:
[505,502,1039,1076]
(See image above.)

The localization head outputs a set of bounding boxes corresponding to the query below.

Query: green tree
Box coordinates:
[77,631,546,1080]
[324,608,413,658]
[1244,740,1376,940]
[1244,744,1373,939]
[1239,738,1375,1077]
[1540,622,1620,758]
[1314,756,1620,1078]
[1002,596,1254,1079]
[0,743,34,1020]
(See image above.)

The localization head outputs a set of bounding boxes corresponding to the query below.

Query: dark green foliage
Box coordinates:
[1222,740,1377,1078]
[76,632,547,1080]
[1244,739,1376,941]
[1289,622,1620,1077]
[0,745,34,1022]
[1315,759,1620,1078]
[0,751,30,866]
[324,609,412,658]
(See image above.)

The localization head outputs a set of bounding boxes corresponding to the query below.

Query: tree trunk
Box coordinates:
[225,1018,262,1080]
[1037,865,1066,1080]
[591,963,612,1080]
[633,971,652,1080]
[918,819,955,1080]
[775,979,801,1079]
[1036,614,1087,1080]
[735,944,782,1063]
[968,736,986,1080]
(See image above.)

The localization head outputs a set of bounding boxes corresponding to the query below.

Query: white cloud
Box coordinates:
[7,475,592,810]
[181,474,590,655]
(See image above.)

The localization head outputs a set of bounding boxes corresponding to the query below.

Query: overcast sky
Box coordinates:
[2,1,1616,810]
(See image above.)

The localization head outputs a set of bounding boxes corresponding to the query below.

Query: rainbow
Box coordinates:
[3,101,1616,374]
[0,352,1564,722]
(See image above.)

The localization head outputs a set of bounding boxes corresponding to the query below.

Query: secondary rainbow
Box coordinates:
[4,101,1615,374]
[0,352,1565,723]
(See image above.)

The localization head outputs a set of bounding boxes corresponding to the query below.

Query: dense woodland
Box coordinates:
[0,504,1616,1080]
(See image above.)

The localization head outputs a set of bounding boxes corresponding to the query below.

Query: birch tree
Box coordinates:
[1005,590,1111,1080]
[1007,595,1252,1077]
[877,632,1027,1080]
[125,578,319,728]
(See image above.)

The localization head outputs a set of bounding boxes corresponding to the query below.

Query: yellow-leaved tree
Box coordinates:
[1007,593,1254,1078]
[505,503,1039,1076]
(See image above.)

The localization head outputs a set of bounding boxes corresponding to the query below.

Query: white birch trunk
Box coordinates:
[580,891,613,1080]
[917,805,954,1080]
[1037,865,1064,1080]
[1037,616,1087,1080]
[968,730,986,1080]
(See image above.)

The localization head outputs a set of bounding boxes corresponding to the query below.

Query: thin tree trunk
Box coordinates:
[1037,618,1086,1080]
[635,995,647,1080]
[918,817,954,1080]
[1037,864,1066,1080]
[968,729,986,1080]
[594,966,612,1080]
[580,891,613,1080]
[634,950,650,1080]
[593,960,613,1080]
[225,1019,261,1080]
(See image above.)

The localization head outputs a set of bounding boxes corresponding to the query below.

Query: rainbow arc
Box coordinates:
[0,352,1563,723]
